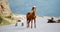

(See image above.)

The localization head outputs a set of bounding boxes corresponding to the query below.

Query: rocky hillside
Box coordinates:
[0,0,11,17]
[0,0,13,25]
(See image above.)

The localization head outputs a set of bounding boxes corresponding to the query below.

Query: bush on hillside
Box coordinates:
[0,16,3,24]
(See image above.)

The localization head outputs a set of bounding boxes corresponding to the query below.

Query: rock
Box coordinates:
[0,0,11,17]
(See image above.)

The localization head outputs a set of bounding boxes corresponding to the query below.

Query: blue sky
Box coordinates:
[8,0,60,17]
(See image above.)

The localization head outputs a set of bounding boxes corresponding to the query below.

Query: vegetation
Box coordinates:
[0,13,14,26]
[0,16,3,24]
[0,19,11,26]
[5,13,14,20]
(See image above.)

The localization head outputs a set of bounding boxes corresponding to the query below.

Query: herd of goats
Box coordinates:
[15,6,60,28]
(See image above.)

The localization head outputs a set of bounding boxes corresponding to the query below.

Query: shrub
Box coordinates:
[0,16,3,24]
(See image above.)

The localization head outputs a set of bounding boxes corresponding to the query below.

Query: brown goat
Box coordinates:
[47,17,56,23]
[57,19,60,23]
[26,6,36,28]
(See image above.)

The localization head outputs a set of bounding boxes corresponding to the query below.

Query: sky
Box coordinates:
[8,0,60,17]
